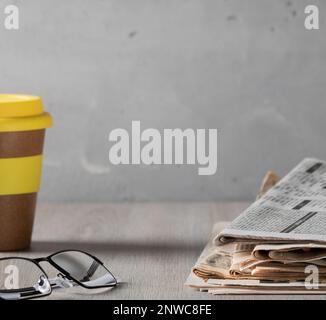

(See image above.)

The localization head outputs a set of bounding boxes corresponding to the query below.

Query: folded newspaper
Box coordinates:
[186,158,326,294]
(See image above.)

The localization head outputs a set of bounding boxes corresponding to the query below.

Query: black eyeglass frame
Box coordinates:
[0,249,118,300]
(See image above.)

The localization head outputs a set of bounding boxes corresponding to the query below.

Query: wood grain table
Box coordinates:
[1,202,325,300]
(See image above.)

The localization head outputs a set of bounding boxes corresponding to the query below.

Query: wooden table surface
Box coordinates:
[1,202,325,300]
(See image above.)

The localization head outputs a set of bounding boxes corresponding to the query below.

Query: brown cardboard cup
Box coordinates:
[0,95,52,251]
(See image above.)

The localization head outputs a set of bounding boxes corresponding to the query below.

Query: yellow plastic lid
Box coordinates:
[0,94,52,132]
[0,94,44,117]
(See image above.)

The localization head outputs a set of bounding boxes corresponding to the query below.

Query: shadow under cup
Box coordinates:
[0,95,52,251]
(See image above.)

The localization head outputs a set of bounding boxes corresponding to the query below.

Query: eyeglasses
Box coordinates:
[0,250,118,300]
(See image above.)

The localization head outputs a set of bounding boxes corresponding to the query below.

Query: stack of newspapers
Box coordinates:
[186,158,326,294]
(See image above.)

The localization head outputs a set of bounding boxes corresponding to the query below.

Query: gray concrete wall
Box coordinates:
[0,0,325,202]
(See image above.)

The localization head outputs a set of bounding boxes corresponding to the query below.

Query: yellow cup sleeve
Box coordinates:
[0,155,43,195]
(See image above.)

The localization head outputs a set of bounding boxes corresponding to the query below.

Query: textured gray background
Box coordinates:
[0,0,325,202]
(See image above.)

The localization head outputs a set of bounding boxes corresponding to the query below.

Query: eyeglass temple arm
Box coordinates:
[0,286,44,300]
[0,275,74,300]
[81,260,100,282]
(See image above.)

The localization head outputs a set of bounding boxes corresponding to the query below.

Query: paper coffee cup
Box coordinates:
[0,94,52,251]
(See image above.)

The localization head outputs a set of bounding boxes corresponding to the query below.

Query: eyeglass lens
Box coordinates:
[0,258,51,300]
[50,251,117,288]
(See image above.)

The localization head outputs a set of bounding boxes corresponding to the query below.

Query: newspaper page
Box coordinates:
[216,158,326,244]
[185,222,326,294]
